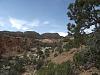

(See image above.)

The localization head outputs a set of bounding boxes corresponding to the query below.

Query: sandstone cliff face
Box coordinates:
[0,31,61,39]
[41,33,61,39]
[0,31,61,57]
[0,31,41,38]
[0,36,24,57]
[0,36,37,57]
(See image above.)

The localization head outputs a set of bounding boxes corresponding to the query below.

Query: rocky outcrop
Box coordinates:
[0,31,61,39]
[0,31,41,39]
[23,31,41,39]
[0,36,25,57]
[0,31,62,57]
[0,31,23,37]
[41,33,61,39]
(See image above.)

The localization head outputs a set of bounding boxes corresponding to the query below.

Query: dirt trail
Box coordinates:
[50,48,79,64]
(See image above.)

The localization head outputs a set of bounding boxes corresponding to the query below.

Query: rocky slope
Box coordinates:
[0,31,61,57]
[41,33,61,39]
[0,31,61,39]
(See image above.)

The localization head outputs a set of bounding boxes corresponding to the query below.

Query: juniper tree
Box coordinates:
[67,0,100,46]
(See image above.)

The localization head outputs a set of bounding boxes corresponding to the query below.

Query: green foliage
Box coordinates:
[73,45,97,67]
[92,73,98,75]
[54,53,58,57]
[67,0,100,47]
[55,47,63,54]
[73,51,88,66]
[0,57,26,75]
[65,40,74,49]
[0,50,44,75]
[63,39,79,51]
[45,49,50,57]
[73,31,100,69]
[36,61,74,75]
[67,0,100,72]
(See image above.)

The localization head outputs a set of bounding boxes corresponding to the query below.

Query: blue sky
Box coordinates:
[0,0,74,36]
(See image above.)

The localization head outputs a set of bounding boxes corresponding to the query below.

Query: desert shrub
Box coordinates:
[35,59,44,70]
[74,52,87,66]
[63,43,72,52]
[36,61,74,75]
[54,53,58,57]
[58,47,63,54]
[63,39,77,51]
[73,47,91,66]
[45,49,50,57]
[55,46,63,54]
[73,31,100,70]
[66,31,100,71]
[0,51,40,75]
[92,73,98,75]
[0,57,26,75]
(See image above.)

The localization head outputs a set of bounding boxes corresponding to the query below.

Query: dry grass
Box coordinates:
[50,48,79,64]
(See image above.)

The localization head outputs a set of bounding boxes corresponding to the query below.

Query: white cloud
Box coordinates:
[43,21,50,25]
[49,31,68,37]
[57,32,68,37]
[9,17,40,31]
[84,25,95,34]
[0,18,6,27]
[9,18,26,29]
[28,19,40,27]
[0,21,5,27]
[22,27,29,31]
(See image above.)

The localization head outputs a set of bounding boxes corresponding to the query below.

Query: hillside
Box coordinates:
[0,31,100,75]
[0,0,100,75]
[0,31,61,57]
[50,48,79,64]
